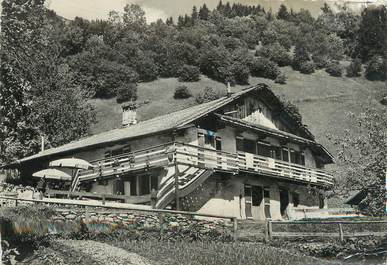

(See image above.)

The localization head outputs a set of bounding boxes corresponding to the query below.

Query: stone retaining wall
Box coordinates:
[45,208,234,241]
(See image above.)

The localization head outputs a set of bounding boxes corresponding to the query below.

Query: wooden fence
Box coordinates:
[266,220,387,242]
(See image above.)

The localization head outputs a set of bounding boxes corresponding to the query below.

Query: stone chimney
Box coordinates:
[227,82,233,97]
[122,102,137,127]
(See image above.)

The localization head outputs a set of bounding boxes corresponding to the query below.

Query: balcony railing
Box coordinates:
[75,142,334,188]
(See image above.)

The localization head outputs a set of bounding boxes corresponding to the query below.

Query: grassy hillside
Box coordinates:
[89,67,386,177]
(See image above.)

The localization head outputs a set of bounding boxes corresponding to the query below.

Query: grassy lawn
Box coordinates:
[106,239,340,265]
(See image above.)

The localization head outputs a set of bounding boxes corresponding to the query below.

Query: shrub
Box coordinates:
[365,56,387,80]
[312,54,329,69]
[292,45,310,71]
[250,57,280,80]
[325,61,343,77]
[178,65,201,82]
[274,73,287,84]
[116,83,137,103]
[195,87,221,104]
[256,43,291,67]
[174,86,192,99]
[299,61,315,74]
[229,62,250,85]
[346,59,362,77]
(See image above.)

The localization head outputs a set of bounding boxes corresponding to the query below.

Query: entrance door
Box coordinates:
[244,185,253,219]
[245,185,264,219]
[279,189,289,218]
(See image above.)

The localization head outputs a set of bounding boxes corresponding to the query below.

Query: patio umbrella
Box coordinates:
[49,158,94,170]
[32,169,72,181]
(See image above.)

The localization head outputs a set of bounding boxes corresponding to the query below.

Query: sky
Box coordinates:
[46,0,385,22]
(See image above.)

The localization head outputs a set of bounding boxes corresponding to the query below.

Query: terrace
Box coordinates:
[73,142,334,191]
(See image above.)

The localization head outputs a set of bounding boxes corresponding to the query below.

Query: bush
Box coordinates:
[174,86,192,99]
[116,83,137,103]
[229,62,250,85]
[195,87,221,104]
[250,57,280,80]
[365,56,387,80]
[256,43,291,66]
[312,54,329,69]
[178,65,201,82]
[275,73,287,84]
[292,45,310,71]
[325,61,343,77]
[346,59,362,77]
[299,61,315,74]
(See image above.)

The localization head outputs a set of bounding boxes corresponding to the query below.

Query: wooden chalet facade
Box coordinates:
[5,84,335,220]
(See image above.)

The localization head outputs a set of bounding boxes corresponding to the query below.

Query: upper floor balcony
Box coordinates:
[74,142,334,189]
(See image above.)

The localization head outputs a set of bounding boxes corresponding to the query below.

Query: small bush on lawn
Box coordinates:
[365,56,387,80]
[346,58,362,77]
[299,61,315,74]
[274,73,287,84]
[178,65,201,82]
[312,54,329,69]
[116,83,137,103]
[325,61,343,77]
[250,57,280,80]
[174,86,192,99]
[195,87,221,104]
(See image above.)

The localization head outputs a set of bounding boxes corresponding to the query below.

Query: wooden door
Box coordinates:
[244,185,253,219]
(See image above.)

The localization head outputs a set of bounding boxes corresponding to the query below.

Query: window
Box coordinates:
[252,186,263,206]
[282,148,289,162]
[215,137,222,151]
[139,175,150,195]
[243,139,257,154]
[264,187,271,219]
[236,137,244,152]
[257,142,271,157]
[292,192,300,207]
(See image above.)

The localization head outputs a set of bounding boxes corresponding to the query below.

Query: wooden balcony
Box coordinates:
[75,142,334,189]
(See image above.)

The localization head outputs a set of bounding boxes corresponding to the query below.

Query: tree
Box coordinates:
[357,6,387,61]
[191,6,198,24]
[123,4,146,32]
[199,4,210,20]
[329,108,386,216]
[292,43,310,71]
[277,4,290,20]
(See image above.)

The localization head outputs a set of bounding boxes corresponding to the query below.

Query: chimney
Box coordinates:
[227,82,232,97]
[122,102,137,127]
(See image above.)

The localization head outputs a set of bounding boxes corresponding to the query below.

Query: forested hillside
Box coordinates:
[1,0,386,164]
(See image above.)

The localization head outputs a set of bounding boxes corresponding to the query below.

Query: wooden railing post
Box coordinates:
[233,217,238,242]
[268,220,273,241]
[159,212,164,240]
[264,220,270,243]
[339,223,344,243]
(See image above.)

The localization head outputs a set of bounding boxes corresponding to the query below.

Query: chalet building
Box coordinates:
[4,84,335,220]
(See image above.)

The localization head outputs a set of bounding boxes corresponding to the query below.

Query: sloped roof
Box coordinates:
[6,85,261,166]
[4,83,327,167]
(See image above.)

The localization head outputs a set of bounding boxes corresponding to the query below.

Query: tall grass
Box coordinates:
[107,239,340,265]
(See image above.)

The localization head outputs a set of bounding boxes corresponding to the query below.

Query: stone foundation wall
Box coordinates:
[47,208,234,241]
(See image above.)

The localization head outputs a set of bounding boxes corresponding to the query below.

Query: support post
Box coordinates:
[264,220,269,243]
[159,212,164,240]
[339,223,344,243]
[150,189,157,209]
[233,217,238,242]
[102,195,106,205]
[174,149,180,210]
[268,220,273,241]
